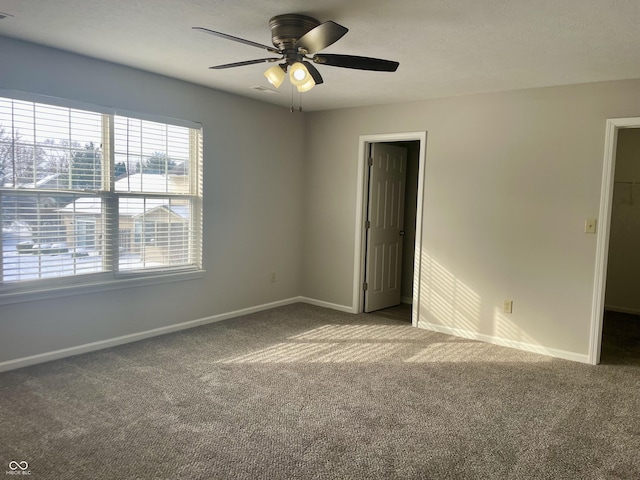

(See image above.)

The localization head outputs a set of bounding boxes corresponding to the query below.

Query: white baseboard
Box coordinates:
[605,305,640,316]
[401,297,413,305]
[417,321,590,364]
[298,296,356,313]
[0,296,592,371]
[0,297,302,373]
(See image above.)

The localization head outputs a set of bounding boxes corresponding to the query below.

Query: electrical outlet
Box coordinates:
[503,300,513,314]
[271,272,276,283]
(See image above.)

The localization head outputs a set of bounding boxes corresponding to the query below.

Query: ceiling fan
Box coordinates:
[193,14,399,93]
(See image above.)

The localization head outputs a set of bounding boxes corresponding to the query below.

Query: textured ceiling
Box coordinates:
[1,0,640,111]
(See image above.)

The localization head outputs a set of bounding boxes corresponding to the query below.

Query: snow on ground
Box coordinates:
[2,247,159,282]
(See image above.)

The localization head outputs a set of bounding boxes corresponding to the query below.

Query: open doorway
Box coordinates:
[600,127,640,364]
[591,118,640,364]
[353,132,427,326]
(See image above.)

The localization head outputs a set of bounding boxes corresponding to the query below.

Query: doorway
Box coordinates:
[600,125,640,364]
[352,132,427,327]
[591,118,640,364]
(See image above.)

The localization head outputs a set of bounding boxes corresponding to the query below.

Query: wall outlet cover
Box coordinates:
[503,300,513,314]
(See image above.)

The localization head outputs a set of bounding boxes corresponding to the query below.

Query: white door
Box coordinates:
[364,143,408,312]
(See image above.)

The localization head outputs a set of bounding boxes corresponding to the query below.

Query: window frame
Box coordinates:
[0,90,204,305]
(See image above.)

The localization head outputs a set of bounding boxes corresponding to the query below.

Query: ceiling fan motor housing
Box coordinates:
[196,14,399,75]
[269,14,320,51]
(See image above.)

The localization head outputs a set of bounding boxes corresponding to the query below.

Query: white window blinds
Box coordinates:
[0,94,203,291]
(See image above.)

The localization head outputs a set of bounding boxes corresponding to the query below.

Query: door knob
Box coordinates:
[399,231,405,236]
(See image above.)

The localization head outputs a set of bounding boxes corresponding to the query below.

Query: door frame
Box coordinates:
[590,117,640,364]
[353,131,427,326]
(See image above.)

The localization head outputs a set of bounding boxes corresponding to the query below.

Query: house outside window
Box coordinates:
[74,217,96,249]
[0,93,203,296]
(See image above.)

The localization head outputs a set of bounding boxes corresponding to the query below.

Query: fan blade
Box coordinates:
[302,61,324,85]
[193,27,280,54]
[295,21,348,54]
[313,54,399,72]
[209,58,279,69]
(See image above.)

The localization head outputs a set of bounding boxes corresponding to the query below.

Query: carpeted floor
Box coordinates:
[599,310,640,366]
[0,304,639,479]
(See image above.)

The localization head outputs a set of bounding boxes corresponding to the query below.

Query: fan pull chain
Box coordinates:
[289,85,303,113]
[290,84,294,113]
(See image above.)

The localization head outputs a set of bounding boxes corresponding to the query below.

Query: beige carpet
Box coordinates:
[1,303,639,479]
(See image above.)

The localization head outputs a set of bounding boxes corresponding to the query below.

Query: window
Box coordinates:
[0,93,203,297]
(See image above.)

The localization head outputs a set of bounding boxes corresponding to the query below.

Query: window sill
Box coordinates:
[0,269,205,306]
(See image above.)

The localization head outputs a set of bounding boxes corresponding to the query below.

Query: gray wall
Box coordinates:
[302,80,640,360]
[0,37,305,364]
[606,128,640,314]
[4,35,640,366]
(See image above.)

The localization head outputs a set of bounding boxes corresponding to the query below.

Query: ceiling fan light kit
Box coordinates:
[289,62,314,90]
[290,63,308,83]
[296,77,316,93]
[264,64,286,88]
[194,13,399,96]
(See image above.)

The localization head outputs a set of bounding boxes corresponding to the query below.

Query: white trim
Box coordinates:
[299,296,355,313]
[0,269,205,306]
[353,139,369,312]
[0,297,303,372]
[590,118,640,365]
[417,321,590,364]
[353,132,427,326]
[412,133,428,328]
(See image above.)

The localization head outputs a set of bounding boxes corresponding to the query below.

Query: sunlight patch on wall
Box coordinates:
[493,308,540,347]
[420,252,482,332]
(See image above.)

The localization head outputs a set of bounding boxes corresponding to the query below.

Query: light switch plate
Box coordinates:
[585,218,597,234]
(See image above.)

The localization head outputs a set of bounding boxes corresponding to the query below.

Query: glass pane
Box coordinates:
[35,104,71,144]
[114,116,191,194]
[118,197,192,271]
[2,95,202,287]
[69,144,102,190]
[11,100,36,145]
[69,110,103,146]
[1,192,108,282]
[0,97,103,190]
